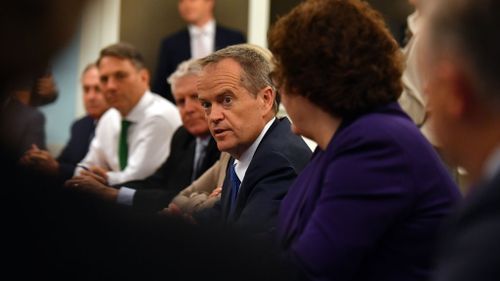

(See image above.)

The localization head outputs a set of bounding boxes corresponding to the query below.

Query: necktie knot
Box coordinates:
[121,120,131,130]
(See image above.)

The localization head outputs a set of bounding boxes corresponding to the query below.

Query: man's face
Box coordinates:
[197,59,271,158]
[98,56,148,116]
[172,75,209,137]
[178,0,213,25]
[82,67,109,119]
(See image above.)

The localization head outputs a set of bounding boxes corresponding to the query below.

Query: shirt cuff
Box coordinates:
[116,186,136,206]
[106,171,120,186]
[74,166,83,176]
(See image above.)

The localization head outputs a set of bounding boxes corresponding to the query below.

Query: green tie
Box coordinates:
[119,119,131,170]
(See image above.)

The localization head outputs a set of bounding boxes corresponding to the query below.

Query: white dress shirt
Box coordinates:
[76,91,182,186]
[233,117,276,185]
[398,11,439,145]
[188,19,215,59]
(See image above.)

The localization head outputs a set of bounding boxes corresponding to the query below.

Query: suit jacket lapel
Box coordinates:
[214,25,225,50]
[181,29,192,59]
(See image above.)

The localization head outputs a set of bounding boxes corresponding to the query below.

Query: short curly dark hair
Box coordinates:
[268,0,403,118]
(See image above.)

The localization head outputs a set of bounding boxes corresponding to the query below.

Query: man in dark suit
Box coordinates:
[194,44,312,235]
[152,0,245,102]
[20,63,110,182]
[117,126,220,212]
[419,0,500,280]
[67,59,220,213]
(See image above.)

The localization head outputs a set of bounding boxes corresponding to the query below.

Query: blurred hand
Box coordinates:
[159,203,183,216]
[19,144,59,175]
[160,203,196,224]
[208,186,222,198]
[88,166,109,184]
[65,172,118,202]
[36,75,57,98]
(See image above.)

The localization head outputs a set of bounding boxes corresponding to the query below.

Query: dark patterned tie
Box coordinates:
[228,162,241,219]
[192,141,207,181]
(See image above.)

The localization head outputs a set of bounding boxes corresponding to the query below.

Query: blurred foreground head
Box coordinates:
[0,0,87,99]
[422,0,500,181]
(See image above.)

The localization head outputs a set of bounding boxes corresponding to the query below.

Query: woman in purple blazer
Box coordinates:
[268,0,461,280]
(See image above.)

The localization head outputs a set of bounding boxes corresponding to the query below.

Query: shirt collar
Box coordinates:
[234,117,276,181]
[124,90,153,123]
[407,10,422,35]
[483,145,500,182]
[188,19,215,37]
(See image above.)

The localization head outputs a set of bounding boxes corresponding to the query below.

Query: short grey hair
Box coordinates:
[167,59,201,93]
[428,0,500,106]
[197,43,279,113]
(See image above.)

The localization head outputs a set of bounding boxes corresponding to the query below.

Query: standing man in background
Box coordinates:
[152,0,245,102]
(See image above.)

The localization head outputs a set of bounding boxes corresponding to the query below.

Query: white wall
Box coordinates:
[248,0,270,48]
[43,0,121,156]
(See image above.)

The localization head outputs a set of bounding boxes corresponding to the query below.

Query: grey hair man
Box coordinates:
[194,44,312,235]
[420,0,500,280]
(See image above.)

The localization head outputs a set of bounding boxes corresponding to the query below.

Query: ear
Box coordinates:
[258,86,275,114]
[139,68,150,85]
[440,61,475,119]
[207,0,215,11]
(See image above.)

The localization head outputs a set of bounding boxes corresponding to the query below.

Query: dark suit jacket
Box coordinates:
[277,103,461,281]
[0,98,46,159]
[433,170,500,281]
[121,126,220,213]
[196,117,312,236]
[152,24,245,102]
[57,115,95,181]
